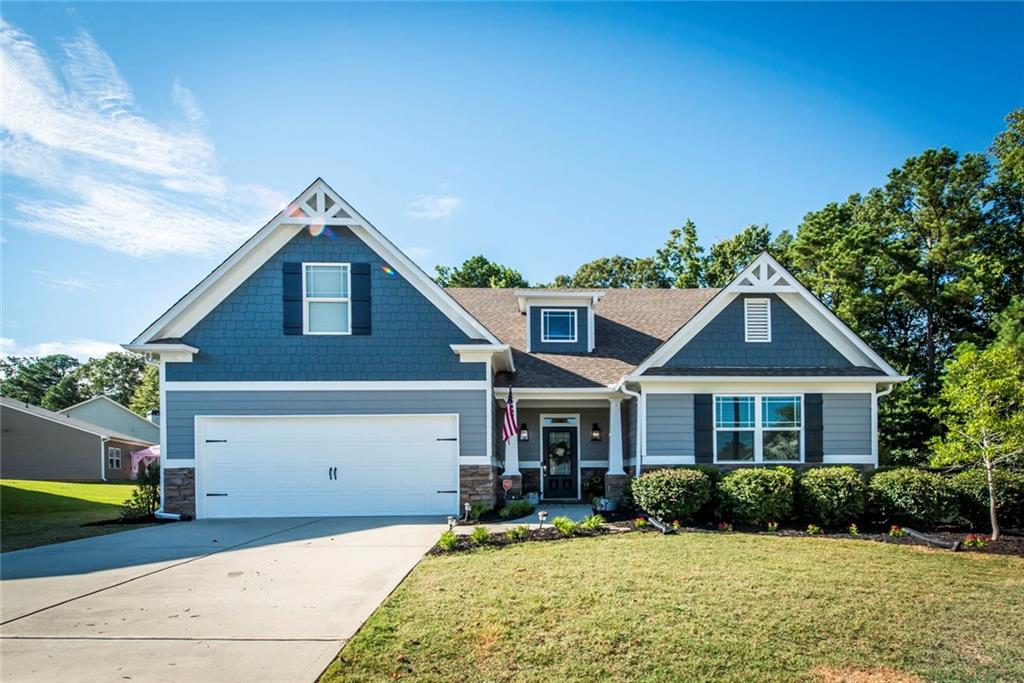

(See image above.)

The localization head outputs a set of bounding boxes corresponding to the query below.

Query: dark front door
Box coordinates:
[543,427,577,499]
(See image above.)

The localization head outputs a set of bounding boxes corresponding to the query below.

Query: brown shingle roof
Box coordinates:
[446,288,719,387]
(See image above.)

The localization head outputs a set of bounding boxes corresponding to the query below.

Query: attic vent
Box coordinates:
[744,298,771,343]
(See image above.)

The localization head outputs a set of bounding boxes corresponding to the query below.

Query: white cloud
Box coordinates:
[0,21,283,257]
[29,269,102,292]
[1,336,122,361]
[408,193,462,221]
[404,246,433,264]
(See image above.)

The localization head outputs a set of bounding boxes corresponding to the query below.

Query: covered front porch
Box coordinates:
[495,388,634,503]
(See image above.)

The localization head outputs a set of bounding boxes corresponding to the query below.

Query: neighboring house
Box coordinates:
[126,178,906,520]
[59,395,160,444]
[1,396,154,481]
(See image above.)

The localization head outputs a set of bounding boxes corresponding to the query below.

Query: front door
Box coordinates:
[543,427,577,499]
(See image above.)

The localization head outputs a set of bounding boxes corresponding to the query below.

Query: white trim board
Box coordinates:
[165,380,490,391]
[131,178,500,346]
[632,252,903,378]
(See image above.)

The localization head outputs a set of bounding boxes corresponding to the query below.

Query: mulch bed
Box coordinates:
[432,518,1024,557]
[81,515,174,527]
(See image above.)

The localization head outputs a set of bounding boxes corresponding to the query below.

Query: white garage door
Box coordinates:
[197,414,459,518]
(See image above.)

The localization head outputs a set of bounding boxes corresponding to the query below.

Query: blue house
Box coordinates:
[127,179,906,519]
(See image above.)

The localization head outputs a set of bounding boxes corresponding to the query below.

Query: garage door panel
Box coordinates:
[199,415,459,518]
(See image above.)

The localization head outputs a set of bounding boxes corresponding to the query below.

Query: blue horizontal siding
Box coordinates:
[823,393,872,455]
[646,394,695,457]
[165,390,487,460]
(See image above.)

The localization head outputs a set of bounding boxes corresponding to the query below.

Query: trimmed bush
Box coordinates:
[552,516,576,536]
[499,500,534,519]
[868,468,956,528]
[469,526,490,544]
[718,467,795,525]
[950,468,1024,530]
[437,530,458,551]
[797,466,867,527]
[631,468,713,523]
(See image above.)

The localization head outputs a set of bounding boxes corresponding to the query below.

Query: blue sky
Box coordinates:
[2,2,1021,360]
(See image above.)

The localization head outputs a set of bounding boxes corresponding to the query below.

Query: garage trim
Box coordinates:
[193,413,461,519]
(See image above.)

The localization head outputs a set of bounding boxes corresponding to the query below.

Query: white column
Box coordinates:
[608,397,625,475]
[503,399,521,476]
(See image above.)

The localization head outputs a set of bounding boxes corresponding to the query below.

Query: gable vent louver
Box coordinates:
[744,298,771,343]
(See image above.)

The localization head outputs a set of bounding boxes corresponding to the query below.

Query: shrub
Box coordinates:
[499,500,534,519]
[797,466,867,527]
[717,521,733,532]
[468,502,489,521]
[469,526,490,544]
[806,524,822,535]
[633,517,647,529]
[437,530,458,551]
[888,525,905,538]
[505,525,529,541]
[964,533,988,549]
[121,462,160,519]
[552,516,576,536]
[848,523,859,536]
[868,468,956,527]
[631,468,712,523]
[949,468,1024,530]
[766,520,778,532]
[579,514,605,530]
[718,467,795,525]
[883,448,929,467]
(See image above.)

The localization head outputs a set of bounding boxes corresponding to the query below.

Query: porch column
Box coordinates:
[607,398,625,475]
[605,397,628,501]
[503,398,521,477]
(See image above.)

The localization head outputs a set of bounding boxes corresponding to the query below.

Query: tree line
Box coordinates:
[0,352,159,417]
[435,108,1024,461]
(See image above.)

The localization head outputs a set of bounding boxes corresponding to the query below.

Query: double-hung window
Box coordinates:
[715,395,802,463]
[107,447,122,469]
[303,263,351,334]
[541,309,577,343]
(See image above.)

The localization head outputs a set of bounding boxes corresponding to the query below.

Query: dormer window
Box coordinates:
[744,298,771,343]
[541,309,577,343]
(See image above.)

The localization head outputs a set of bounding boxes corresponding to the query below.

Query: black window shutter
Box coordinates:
[351,263,372,335]
[805,393,823,463]
[282,262,303,335]
[694,394,713,464]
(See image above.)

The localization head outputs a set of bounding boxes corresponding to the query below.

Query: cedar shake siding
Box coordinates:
[664,294,853,370]
[166,227,481,383]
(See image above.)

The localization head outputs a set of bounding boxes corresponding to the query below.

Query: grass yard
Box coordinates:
[322,532,1024,682]
[1,479,141,552]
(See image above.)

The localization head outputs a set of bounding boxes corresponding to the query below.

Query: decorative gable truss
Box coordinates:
[126,178,512,371]
[630,252,906,380]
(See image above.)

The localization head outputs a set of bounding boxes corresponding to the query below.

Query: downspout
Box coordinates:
[100,437,108,482]
[873,383,896,468]
[615,379,643,478]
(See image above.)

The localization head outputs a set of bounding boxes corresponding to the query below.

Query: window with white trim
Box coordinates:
[107,446,122,469]
[303,263,351,334]
[744,298,771,342]
[715,395,802,463]
[541,309,577,343]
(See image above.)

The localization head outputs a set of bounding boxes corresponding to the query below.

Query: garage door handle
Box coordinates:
[205,439,227,443]
[206,493,228,497]
[436,437,458,442]
[436,490,457,494]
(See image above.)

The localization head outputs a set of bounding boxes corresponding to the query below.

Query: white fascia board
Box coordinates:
[631,252,902,378]
[131,178,500,345]
[490,387,621,401]
[450,344,515,373]
[165,380,489,391]
[514,290,604,313]
[633,377,906,395]
[123,343,199,355]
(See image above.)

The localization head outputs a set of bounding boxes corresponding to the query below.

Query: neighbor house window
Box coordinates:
[715,395,802,463]
[303,263,350,334]
[107,447,122,469]
[744,298,771,342]
[541,309,577,343]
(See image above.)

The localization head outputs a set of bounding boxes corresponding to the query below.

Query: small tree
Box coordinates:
[122,462,161,519]
[930,344,1024,540]
[130,365,160,416]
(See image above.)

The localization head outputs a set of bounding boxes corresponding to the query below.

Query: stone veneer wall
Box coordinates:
[163,468,196,519]
[460,465,499,508]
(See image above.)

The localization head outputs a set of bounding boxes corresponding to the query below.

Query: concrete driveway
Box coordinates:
[0,517,443,683]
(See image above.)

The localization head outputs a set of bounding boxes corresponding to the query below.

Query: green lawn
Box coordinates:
[1,479,141,552]
[322,533,1024,682]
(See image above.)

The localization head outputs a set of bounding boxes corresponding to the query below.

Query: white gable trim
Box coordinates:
[632,252,902,377]
[131,178,499,345]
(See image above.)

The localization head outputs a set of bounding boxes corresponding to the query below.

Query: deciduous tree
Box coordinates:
[434,255,529,288]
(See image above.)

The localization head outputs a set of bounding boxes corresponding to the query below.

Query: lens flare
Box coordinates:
[382,264,397,276]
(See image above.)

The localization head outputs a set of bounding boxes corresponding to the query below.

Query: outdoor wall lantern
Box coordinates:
[591,423,602,441]
[519,423,529,441]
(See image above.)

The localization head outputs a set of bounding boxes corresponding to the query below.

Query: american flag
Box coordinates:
[501,387,517,443]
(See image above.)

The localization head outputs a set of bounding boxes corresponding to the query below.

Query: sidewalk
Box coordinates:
[455,503,595,534]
